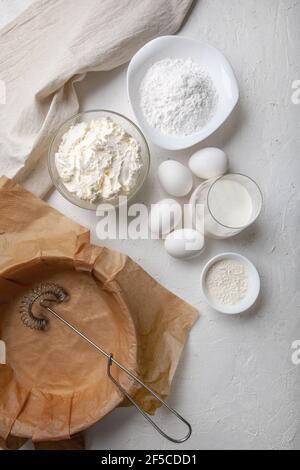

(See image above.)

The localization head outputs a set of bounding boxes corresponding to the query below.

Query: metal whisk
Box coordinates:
[19,282,192,443]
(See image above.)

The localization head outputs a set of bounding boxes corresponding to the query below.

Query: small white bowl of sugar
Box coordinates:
[201,252,260,314]
[127,36,239,150]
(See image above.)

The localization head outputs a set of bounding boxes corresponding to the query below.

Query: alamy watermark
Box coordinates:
[291,80,300,104]
[0,340,6,364]
[0,79,6,104]
[95,197,204,243]
[291,340,300,366]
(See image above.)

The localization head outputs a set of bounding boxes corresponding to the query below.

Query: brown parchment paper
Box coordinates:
[0,177,198,445]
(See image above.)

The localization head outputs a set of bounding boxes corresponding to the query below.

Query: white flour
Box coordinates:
[140,58,218,136]
[206,259,249,305]
[55,118,142,202]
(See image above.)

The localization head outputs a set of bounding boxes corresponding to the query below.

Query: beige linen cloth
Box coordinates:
[0,0,193,197]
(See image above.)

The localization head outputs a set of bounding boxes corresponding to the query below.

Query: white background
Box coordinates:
[1,0,299,450]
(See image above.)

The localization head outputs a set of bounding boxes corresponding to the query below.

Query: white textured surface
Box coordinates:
[2,0,300,450]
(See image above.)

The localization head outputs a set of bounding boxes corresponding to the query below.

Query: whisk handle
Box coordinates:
[40,302,192,444]
[107,354,192,444]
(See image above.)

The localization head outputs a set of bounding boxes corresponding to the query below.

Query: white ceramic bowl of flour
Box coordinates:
[201,252,260,314]
[127,36,239,150]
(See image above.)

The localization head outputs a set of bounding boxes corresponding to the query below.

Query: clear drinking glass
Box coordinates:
[190,173,262,239]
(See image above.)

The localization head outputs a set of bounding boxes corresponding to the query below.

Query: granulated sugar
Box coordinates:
[206,259,249,306]
[140,57,218,136]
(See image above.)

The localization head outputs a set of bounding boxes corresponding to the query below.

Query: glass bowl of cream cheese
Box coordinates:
[48,110,150,210]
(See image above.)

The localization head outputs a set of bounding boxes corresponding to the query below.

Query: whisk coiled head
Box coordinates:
[20,282,69,330]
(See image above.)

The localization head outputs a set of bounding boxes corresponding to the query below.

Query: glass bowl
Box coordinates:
[48,110,150,210]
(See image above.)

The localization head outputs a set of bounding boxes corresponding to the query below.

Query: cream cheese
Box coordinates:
[55,117,142,202]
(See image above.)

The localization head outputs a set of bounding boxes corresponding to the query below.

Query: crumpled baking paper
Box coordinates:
[0,177,198,446]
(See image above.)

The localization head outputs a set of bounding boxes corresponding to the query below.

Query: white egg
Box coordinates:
[149,199,182,236]
[164,229,205,259]
[188,148,228,179]
[158,160,193,197]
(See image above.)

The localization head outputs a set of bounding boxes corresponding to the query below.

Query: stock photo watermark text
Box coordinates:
[0,79,6,105]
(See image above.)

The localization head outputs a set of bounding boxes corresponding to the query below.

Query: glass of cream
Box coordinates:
[190,173,263,238]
